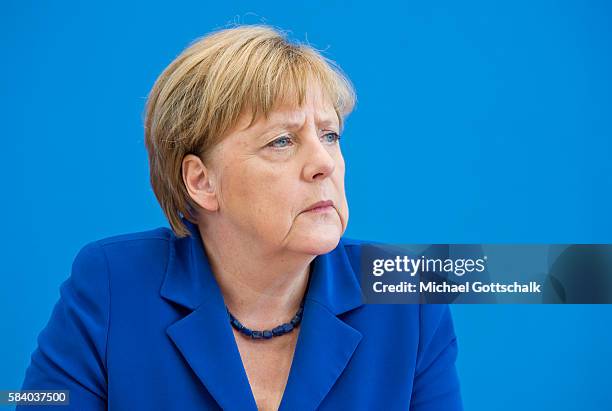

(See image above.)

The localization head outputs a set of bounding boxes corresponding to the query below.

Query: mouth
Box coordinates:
[303,200,335,214]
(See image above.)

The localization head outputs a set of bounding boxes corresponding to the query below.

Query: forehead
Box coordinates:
[263,103,339,129]
[237,86,340,134]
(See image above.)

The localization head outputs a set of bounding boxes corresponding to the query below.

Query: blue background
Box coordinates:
[2,1,612,409]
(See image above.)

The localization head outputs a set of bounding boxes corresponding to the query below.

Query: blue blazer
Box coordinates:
[20,219,462,410]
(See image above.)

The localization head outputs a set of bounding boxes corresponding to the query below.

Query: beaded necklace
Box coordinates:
[227,300,305,340]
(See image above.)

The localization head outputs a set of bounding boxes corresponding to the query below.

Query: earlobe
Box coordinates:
[182,154,219,212]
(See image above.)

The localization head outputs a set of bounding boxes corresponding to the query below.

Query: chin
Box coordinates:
[293,228,342,256]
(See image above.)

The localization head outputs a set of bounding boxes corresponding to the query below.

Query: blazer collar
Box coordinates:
[160,218,364,316]
[160,218,364,410]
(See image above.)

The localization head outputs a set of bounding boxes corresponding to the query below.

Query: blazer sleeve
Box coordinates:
[410,304,463,411]
[18,241,110,410]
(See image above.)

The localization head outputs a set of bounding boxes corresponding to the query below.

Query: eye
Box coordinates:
[322,132,341,144]
[267,135,294,149]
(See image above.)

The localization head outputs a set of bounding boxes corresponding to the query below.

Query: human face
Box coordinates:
[206,86,349,256]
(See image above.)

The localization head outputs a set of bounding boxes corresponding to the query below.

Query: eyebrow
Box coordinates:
[317,117,340,129]
[264,117,340,133]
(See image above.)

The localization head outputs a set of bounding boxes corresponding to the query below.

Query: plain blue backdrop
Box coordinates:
[2,1,612,410]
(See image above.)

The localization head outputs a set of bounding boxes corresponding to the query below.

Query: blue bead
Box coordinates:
[251,331,263,339]
[262,330,273,339]
[242,328,253,336]
[283,323,294,332]
[272,325,285,336]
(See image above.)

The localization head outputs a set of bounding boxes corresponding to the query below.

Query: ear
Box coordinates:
[182,154,219,212]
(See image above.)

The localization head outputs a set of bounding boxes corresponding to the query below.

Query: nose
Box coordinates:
[302,132,337,182]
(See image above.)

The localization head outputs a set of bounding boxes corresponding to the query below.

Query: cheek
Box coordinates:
[221,162,298,223]
[337,182,349,220]
[334,156,347,199]
[334,158,349,222]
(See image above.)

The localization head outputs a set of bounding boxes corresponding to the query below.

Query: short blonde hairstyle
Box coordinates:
[144,25,356,237]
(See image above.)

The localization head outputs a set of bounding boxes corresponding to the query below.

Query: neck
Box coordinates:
[197,222,313,330]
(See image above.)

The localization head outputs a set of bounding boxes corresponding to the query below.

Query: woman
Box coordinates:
[19,25,462,410]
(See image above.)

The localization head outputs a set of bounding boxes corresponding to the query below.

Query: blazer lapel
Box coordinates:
[161,220,258,411]
[161,218,364,410]
[166,301,258,410]
[278,301,362,410]
[279,243,364,410]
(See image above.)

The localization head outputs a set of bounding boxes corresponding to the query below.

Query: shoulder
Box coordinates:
[337,236,366,274]
[94,226,173,248]
[338,236,379,247]
[337,235,385,273]
[337,236,456,338]
[79,225,173,260]
[338,236,386,251]
[338,235,381,255]
[71,226,176,290]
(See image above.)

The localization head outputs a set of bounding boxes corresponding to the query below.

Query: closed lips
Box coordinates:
[304,200,334,212]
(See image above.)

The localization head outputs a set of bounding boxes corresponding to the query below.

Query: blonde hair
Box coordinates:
[144,25,356,237]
